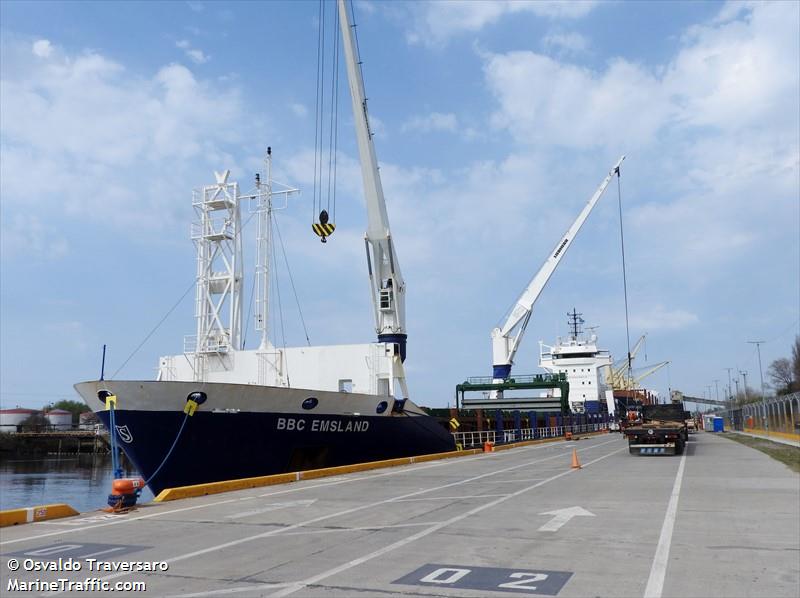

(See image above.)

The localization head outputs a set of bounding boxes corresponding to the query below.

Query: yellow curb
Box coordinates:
[0,503,79,527]
[742,428,800,443]
[154,429,610,502]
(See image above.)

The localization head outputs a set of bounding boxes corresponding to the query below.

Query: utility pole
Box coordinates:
[724,368,734,402]
[741,371,749,412]
[748,340,768,436]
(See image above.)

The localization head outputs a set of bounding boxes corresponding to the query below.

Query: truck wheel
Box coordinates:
[675,439,684,455]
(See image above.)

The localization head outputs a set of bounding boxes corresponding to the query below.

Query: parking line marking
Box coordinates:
[2,436,595,547]
[42,438,619,595]
[270,446,624,597]
[644,453,687,598]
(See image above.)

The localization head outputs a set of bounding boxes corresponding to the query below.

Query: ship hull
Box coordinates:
[75,380,455,496]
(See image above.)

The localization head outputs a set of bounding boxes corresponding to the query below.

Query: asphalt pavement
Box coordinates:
[1,431,798,598]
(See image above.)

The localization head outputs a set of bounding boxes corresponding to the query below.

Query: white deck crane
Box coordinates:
[490,157,625,397]
[338,0,408,398]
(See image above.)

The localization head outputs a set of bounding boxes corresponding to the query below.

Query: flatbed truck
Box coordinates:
[624,403,689,455]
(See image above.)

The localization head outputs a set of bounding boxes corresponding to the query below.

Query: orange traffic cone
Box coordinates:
[571,448,581,469]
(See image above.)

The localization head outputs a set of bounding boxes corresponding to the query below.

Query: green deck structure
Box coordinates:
[455,373,570,413]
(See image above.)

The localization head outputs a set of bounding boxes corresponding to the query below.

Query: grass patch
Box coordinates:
[724,433,800,473]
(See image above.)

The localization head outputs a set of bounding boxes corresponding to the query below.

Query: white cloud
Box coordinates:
[0,37,246,253]
[485,52,670,149]
[542,31,589,55]
[175,39,209,64]
[630,305,699,331]
[484,2,798,150]
[290,103,308,118]
[405,0,599,45]
[185,48,209,64]
[32,39,53,58]
[401,112,458,134]
[477,1,797,290]
[664,1,798,132]
[0,214,69,259]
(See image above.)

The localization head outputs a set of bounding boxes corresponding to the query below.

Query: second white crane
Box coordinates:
[490,157,625,397]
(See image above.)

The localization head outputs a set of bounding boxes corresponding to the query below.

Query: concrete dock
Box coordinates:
[1,432,798,597]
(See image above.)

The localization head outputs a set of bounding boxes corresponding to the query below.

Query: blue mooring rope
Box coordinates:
[143,413,189,487]
[108,404,123,479]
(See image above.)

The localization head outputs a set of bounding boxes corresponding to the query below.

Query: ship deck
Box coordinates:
[1,432,798,597]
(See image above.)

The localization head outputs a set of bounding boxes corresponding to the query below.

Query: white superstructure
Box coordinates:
[156,0,406,400]
[539,310,614,414]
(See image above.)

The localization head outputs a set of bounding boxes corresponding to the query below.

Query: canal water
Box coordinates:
[0,454,153,513]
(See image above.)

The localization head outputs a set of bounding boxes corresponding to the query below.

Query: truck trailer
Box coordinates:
[624,403,689,456]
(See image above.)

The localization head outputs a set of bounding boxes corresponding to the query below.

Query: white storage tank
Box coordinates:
[45,409,73,430]
[0,408,38,433]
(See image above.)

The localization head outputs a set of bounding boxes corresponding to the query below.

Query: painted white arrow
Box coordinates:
[537,506,595,532]
[226,499,317,519]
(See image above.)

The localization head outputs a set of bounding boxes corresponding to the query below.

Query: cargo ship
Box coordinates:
[74,1,455,496]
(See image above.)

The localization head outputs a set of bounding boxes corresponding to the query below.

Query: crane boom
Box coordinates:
[338,0,406,360]
[491,156,625,383]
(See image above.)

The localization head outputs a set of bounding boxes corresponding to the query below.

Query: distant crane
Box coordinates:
[605,333,669,391]
[606,334,647,388]
[613,361,670,391]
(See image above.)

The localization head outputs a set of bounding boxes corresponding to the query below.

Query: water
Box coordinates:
[0,454,154,513]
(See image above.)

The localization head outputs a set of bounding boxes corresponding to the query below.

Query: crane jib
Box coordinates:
[552,237,570,259]
[490,156,625,383]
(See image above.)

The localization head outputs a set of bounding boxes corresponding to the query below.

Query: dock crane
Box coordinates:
[490,156,625,398]
[338,0,408,399]
[606,333,669,391]
[606,333,647,389]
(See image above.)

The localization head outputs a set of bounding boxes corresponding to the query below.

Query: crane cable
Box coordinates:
[311,0,340,242]
[312,0,325,227]
[274,213,311,346]
[616,168,633,391]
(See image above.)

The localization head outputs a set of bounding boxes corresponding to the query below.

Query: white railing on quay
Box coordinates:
[452,422,608,449]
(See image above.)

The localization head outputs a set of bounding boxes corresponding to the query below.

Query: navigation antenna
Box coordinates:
[567,308,585,339]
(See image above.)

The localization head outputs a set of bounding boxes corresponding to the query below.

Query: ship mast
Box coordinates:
[251,148,299,384]
[254,149,274,351]
[338,0,408,398]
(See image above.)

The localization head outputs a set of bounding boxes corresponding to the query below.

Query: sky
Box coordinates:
[1,0,798,411]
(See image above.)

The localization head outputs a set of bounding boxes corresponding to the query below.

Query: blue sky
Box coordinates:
[1,0,798,411]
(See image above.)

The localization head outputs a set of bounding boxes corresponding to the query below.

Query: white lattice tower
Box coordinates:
[190,170,243,381]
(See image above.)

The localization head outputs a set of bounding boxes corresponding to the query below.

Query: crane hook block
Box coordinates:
[312,209,335,243]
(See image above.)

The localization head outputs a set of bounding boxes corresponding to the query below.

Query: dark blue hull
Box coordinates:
[98,410,456,495]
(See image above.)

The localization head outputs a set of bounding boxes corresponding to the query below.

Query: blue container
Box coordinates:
[713,417,724,432]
